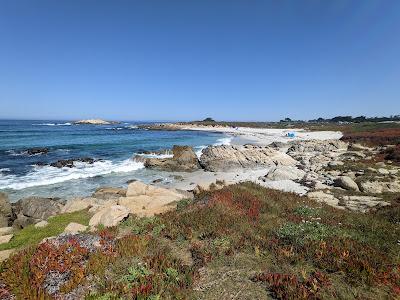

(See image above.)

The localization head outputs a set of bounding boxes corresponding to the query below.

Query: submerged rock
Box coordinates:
[49,157,98,168]
[26,147,49,155]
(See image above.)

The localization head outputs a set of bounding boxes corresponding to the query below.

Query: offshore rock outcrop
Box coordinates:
[74,119,119,125]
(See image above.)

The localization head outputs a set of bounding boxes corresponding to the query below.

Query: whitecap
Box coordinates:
[214,136,233,146]
[33,123,56,126]
[195,145,206,158]
[0,158,144,190]
[135,151,173,159]
[33,122,71,126]
[6,149,47,157]
[5,150,23,156]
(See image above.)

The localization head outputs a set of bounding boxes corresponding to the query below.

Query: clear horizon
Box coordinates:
[1,1,399,121]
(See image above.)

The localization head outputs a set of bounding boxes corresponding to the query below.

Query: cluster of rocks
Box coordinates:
[25,147,49,156]
[0,181,189,235]
[135,140,399,212]
[136,144,297,173]
[200,144,297,171]
[35,157,100,168]
[0,181,192,261]
[260,140,399,212]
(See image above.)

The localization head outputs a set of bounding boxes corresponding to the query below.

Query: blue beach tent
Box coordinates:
[286,132,296,138]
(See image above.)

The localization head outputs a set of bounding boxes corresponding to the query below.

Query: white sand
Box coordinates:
[180,125,342,146]
[157,124,341,195]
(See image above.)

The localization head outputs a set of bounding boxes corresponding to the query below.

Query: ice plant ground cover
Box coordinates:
[0,182,399,299]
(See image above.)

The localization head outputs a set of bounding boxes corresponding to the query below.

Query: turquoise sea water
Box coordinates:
[0,120,229,201]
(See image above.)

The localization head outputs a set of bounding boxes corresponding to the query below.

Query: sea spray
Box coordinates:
[0,158,144,190]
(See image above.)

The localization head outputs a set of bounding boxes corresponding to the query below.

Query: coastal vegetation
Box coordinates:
[0,182,399,299]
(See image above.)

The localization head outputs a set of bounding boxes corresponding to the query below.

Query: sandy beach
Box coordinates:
[143,124,342,195]
[162,123,343,146]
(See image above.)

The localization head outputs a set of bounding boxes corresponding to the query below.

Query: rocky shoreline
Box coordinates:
[0,134,399,298]
[1,135,399,262]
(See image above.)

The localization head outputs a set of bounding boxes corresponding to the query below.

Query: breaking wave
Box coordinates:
[0,158,144,190]
[214,136,233,146]
[33,122,72,126]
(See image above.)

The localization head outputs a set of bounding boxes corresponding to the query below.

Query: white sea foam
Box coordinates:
[195,146,207,158]
[0,158,144,190]
[33,122,72,126]
[56,149,71,153]
[5,150,23,156]
[214,136,233,146]
[106,127,124,130]
[6,149,48,157]
[136,151,173,159]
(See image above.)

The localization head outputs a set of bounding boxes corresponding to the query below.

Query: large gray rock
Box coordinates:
[0,234,13,245]
[334,176,359,192]
[89,205,129,228]
[13,213,37,229]
[122,181,186,217]
[63,222,88,234]
[307,191,341,208]
[265,166,306,181]
[0,192,13,227]
[0,249,15,262]
[340,196,390,213]
[0,227,13,236]
[34,220,49,228]
[287,140,348,153]
[287,140,348,172]
[359,180,400,194]
[61,197,99,213]
[142,145,201,172]
[200,145,297,172]
[14,197,63,221]
[92,187,126,199]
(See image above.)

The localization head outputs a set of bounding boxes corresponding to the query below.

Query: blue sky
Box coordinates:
[0,1,399,121]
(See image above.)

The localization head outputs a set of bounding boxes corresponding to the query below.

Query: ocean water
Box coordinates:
[0,120,231,202]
